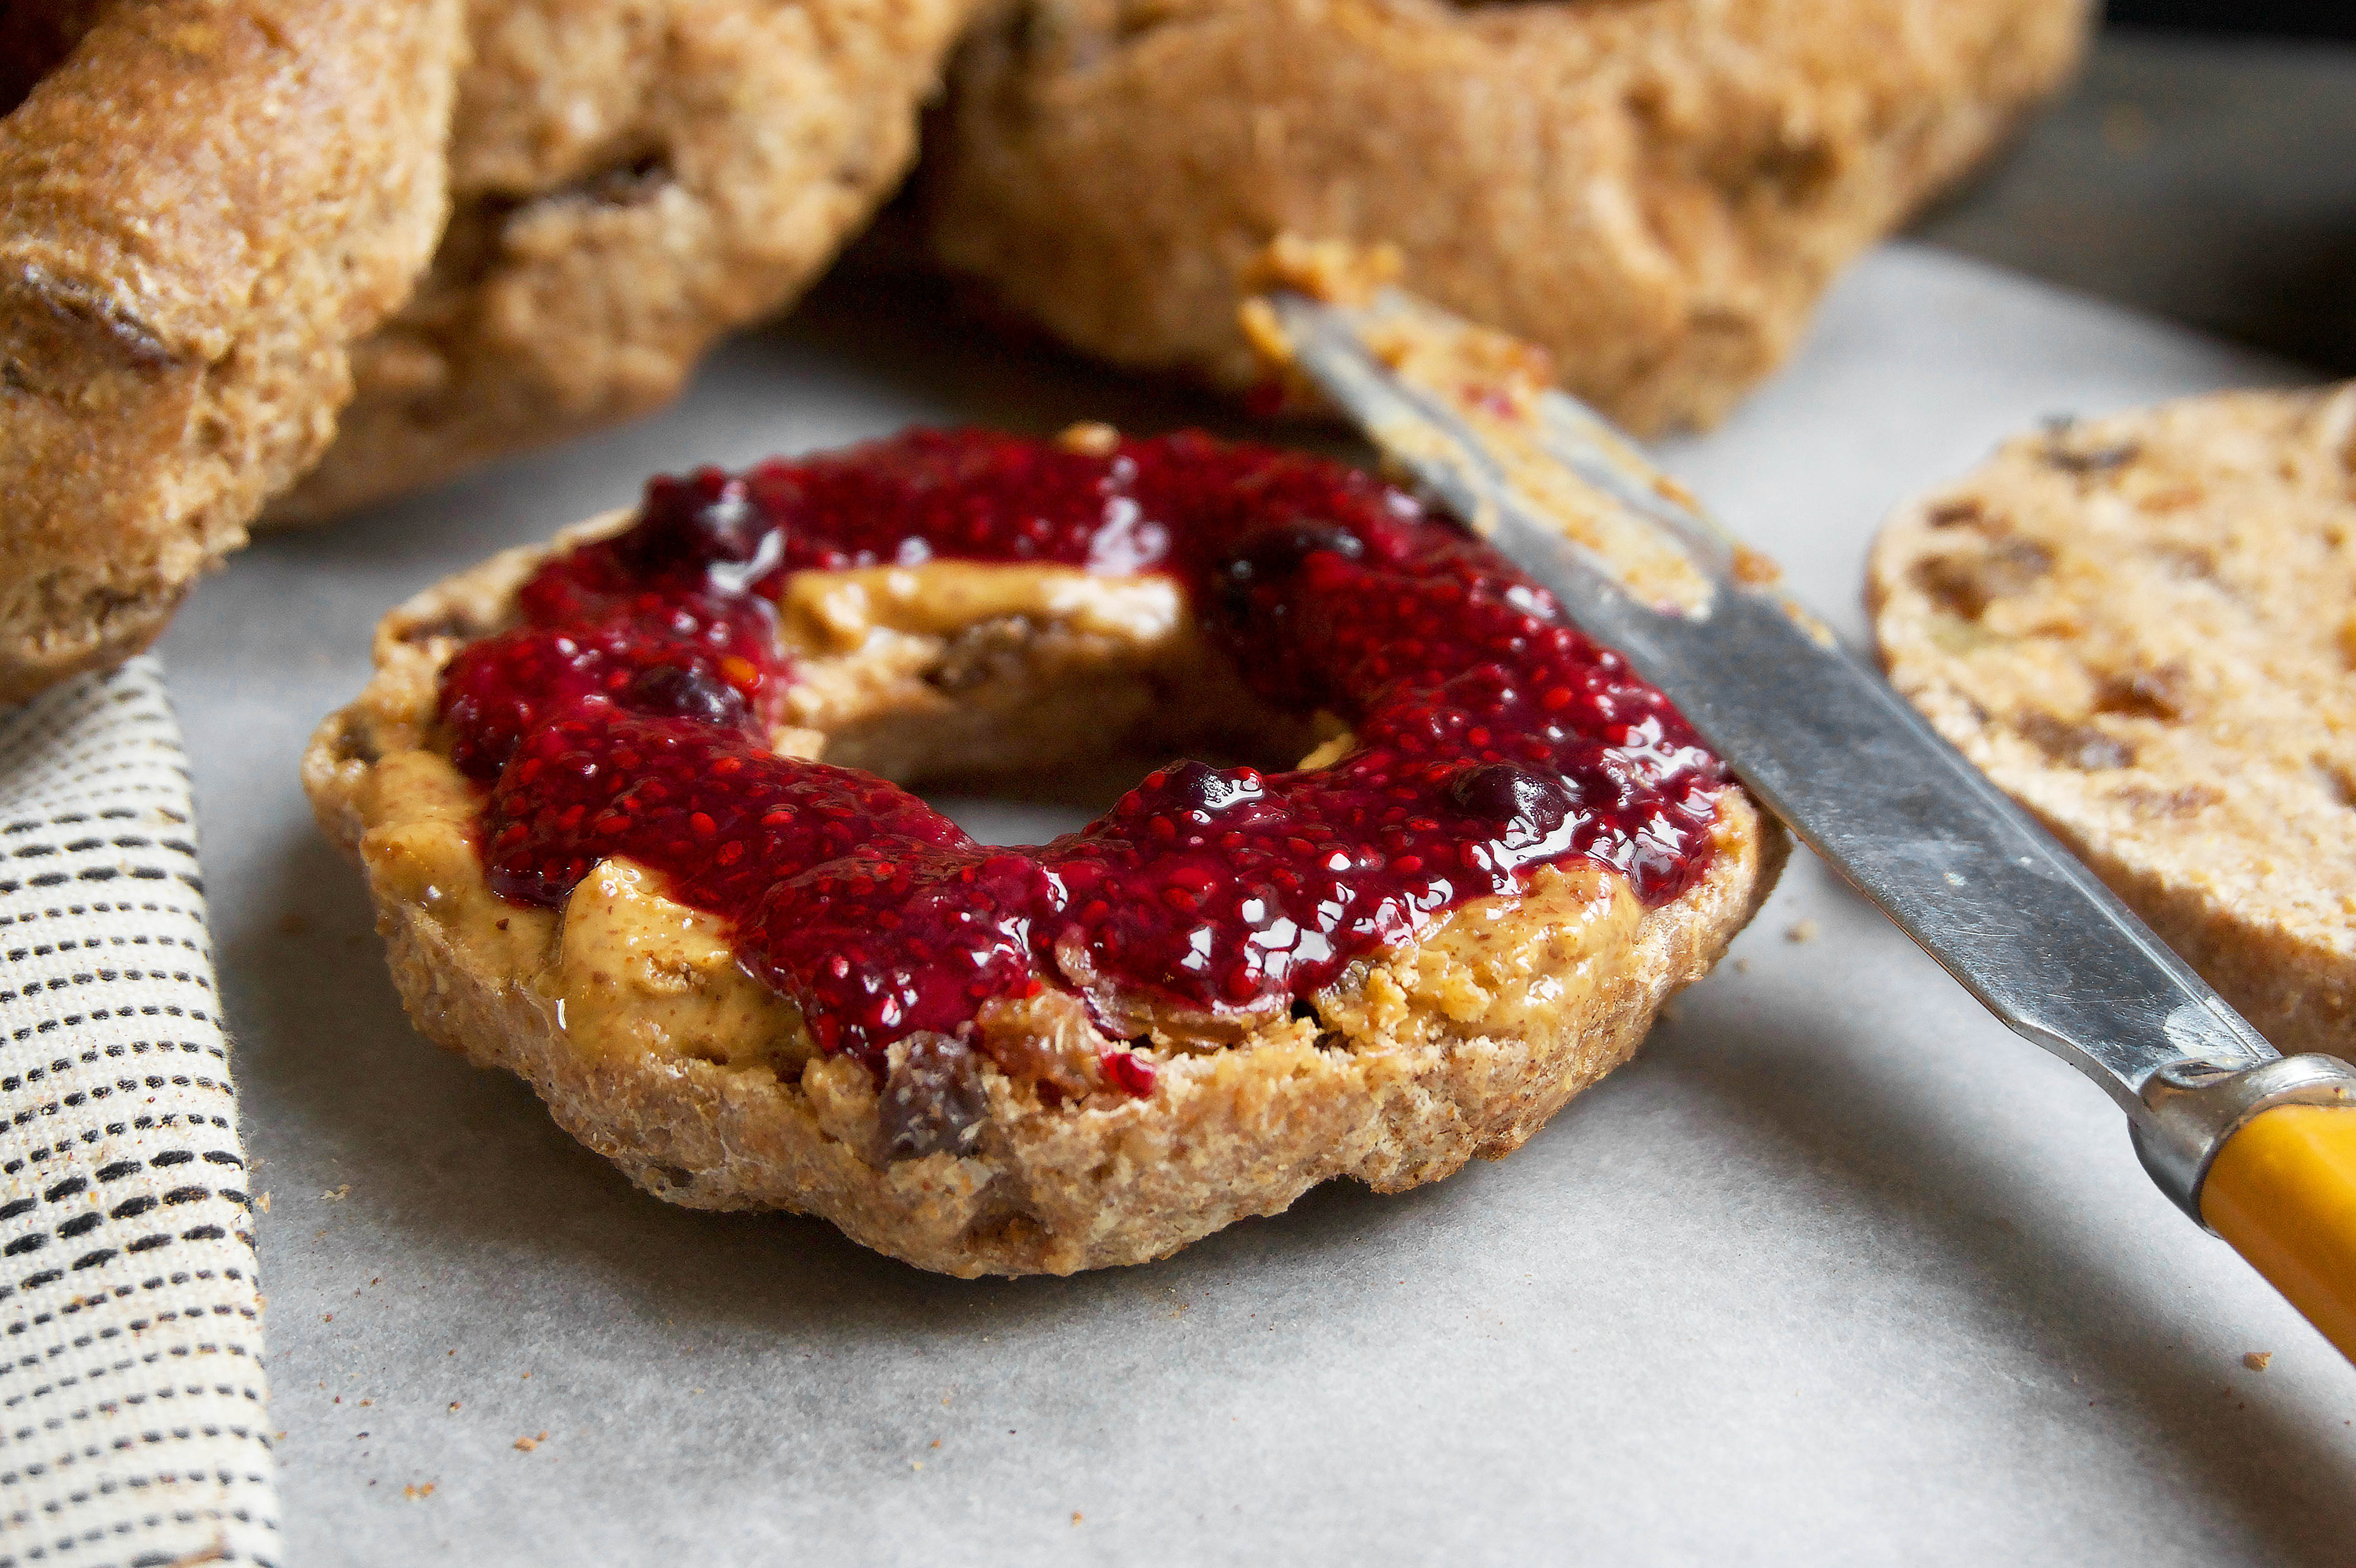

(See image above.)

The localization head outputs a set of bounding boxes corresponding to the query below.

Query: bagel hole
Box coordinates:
[1926,498,2009,534]
[1743,136,1840,209]
[333,718,382,768]
[921,737,1290,847]
[2155,543,2218,581]
[811,613,1316,845]
[1289,997,1349,1051]
[528,147,672,214]
[2042,440,2142,478]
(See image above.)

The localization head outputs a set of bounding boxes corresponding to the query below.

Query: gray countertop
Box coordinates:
[1914,28,2356,374]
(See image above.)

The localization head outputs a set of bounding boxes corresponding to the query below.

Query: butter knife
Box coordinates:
[1270,285,2356,1361]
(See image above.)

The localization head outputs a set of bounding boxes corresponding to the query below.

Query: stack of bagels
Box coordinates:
[1,0,2090,702]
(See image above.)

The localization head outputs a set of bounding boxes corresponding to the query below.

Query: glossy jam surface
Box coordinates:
[440,430,1727,1075]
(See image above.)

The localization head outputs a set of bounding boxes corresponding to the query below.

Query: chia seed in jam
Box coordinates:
[438,429,1730,1080]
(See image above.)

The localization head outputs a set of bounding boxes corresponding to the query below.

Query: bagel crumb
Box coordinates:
[1243,233,1403,308]
[1057,422,1120,457]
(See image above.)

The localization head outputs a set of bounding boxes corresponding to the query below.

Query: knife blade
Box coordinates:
[1269,284,2356,1359]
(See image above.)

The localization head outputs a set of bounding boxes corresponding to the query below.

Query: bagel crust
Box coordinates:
[1871,385,2356,1061]
[0,0,464,703]
[923,0,2089,434]
[267,0,977,521]
[308,500,1783,1276]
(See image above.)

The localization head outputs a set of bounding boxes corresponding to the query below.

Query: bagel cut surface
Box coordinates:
[306,430,1783,1274]
[1872,385,2356,1063]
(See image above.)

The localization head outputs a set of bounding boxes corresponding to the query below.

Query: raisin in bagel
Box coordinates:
[922,0,2089,434]
[267,0,976,521]
[0,0,463,703]
[1871,385,2356,1061]
[304,428,1783,1275]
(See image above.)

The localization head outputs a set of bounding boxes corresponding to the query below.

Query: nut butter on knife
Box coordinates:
[1263,282,2356,1363]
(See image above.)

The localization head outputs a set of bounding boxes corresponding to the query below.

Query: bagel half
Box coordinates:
[307,497,1783,1276]
[1871,384,2356,1061]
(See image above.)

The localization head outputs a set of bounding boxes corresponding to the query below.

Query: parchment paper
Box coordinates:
[157,245,2356,1565]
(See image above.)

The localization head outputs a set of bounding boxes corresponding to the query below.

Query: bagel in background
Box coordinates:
[267,0,978,521]
[0,0,2094,705]
[0,0,464,704]
[922,0,2091,433]
[1871,384,2356,1062]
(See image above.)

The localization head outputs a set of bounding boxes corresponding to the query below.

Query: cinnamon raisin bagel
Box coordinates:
[922,0,2089,434]
[1871,385,2356,1063]
[0,0,464,703]
[267,0,978,521]
[304,427,1782,1275]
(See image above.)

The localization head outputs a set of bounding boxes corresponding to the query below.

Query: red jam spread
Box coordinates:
[439,430,1727,1077]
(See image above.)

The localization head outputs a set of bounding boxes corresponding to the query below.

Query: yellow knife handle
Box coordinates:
[2201,1103,2356,1362]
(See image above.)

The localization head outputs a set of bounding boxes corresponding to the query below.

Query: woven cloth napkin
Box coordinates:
[0,659,277,1568]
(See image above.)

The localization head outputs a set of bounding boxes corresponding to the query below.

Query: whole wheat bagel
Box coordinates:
[268,0,978,521]
[1871,384,2356,1061]
[923,0,2089,434]
[305,427,1783,1274]
[0,0,464,704]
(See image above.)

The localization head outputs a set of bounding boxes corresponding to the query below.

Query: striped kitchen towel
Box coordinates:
[0,659,276,1568]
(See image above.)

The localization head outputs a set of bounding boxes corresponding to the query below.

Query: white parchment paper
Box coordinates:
[158,245,2355,1565]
